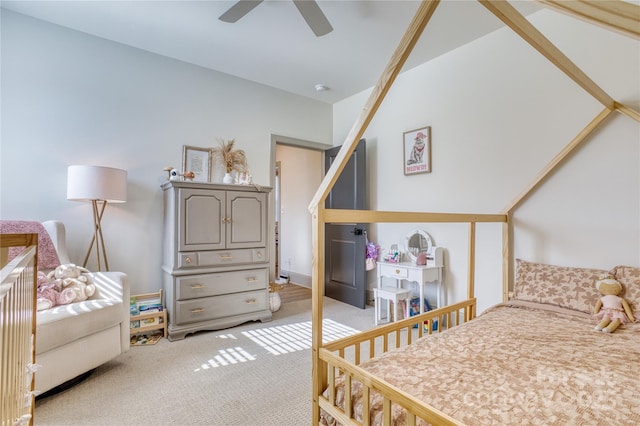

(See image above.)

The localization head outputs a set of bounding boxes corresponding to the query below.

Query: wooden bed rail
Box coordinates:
[1,233,38,426]
[319,299,475,426]
[322,298,476,361]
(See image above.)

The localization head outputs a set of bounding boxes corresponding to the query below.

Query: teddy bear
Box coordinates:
[36,271,75,311]
[593,273,635,333]
[47,264,96,303]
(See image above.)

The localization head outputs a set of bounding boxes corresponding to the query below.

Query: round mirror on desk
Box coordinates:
[405,229,433,265]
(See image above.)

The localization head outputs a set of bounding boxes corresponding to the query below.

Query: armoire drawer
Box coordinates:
[178,248,267,269]
[175,268,268,300]
[174,290,268,325]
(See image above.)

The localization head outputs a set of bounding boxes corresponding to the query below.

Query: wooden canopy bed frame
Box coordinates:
[309,1,640,425]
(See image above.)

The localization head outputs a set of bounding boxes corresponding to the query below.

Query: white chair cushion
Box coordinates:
[36,298,124,354]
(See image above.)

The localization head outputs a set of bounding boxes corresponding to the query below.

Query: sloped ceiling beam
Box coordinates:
[308,0,441,212]
[536,0,640,39]
[479,0,615,109]
[502,107,614,214]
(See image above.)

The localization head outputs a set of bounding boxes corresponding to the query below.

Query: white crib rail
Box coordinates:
[1,234,38,426]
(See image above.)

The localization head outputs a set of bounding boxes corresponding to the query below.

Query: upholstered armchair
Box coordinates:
[0,220,130,394]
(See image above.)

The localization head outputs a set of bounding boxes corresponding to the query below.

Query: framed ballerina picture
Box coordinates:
[403,126,431,175]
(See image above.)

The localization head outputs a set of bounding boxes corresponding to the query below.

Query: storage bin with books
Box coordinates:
[130,289,167,343]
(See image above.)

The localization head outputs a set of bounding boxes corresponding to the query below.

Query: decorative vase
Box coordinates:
[223,172,233,184]
[269,292,282,312]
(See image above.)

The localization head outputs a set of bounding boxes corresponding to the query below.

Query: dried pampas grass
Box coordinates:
[213,139,248,174]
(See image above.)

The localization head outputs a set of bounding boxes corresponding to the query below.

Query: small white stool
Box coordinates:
[373,286,412,325]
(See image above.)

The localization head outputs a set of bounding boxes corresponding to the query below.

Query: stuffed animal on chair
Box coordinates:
[47,264,96,303]
[36,271,75,311]
[593,273,635,333]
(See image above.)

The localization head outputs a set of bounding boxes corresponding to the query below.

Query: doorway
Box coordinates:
[270,135,332,288]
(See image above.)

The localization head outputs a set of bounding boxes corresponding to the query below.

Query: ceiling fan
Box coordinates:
[219,0,333,37]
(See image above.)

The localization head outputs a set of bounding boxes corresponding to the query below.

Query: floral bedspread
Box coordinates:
[321,301,640,425]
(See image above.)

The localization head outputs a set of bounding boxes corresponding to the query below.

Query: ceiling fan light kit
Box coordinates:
[219,0,333,37]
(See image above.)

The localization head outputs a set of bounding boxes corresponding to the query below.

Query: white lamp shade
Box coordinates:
[67,165,127,202]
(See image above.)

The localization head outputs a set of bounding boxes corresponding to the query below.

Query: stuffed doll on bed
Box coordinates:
[593,273,635,333]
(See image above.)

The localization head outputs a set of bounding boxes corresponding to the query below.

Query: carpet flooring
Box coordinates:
[34,296,374,426]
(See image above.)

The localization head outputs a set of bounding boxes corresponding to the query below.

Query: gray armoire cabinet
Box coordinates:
[161,181,272,341]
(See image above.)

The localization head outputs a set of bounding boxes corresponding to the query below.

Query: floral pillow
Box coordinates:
[513,259,606,314]
[610,265,640,314]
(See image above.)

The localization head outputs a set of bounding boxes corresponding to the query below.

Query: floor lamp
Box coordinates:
[67,165,127,271]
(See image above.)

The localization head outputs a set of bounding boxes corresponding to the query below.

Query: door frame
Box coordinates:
[269,134,333,285]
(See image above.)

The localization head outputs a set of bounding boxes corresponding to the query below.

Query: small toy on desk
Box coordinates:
[593,273,635,333]
[383,244,401,263]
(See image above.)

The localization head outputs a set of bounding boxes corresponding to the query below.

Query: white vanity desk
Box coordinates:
[373,237,444,325]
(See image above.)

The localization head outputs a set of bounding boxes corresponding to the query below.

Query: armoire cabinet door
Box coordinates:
[179,188,225,251]
[226,191,268,249]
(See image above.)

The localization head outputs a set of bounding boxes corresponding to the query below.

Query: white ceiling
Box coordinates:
[1,0,542,104]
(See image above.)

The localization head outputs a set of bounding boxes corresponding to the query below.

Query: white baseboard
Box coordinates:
[279,270,311,288]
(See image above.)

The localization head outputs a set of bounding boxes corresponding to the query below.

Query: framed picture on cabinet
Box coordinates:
[182,145,212,182]
[403,126,431,175]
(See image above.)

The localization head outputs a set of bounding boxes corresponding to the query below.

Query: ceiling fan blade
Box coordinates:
[219,0,264,23]
[292,0,333,37]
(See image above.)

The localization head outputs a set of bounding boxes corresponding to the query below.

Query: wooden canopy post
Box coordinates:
[311,205,326,425]
[502,213,512,303]
[467,222,476,321]
[500,107,617,297]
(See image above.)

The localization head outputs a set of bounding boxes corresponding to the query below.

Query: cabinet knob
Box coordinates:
[220,254,233,261]
[256,251,262,258]
[246,277,257,283]
[185,257,192,264]
[191,308,205,314]
[246,299,257,304]
[190,284,205,289]
[395,269,400,274]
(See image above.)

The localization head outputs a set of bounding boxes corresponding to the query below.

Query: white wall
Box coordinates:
[276,144,323,284]
[333,9,640,313]
[1,10,332,294]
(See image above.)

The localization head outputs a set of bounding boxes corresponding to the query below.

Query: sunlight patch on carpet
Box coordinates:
[193,319,360,370]
[241,319,360,355]
[195,346,256,370]
[216,333,238,339]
